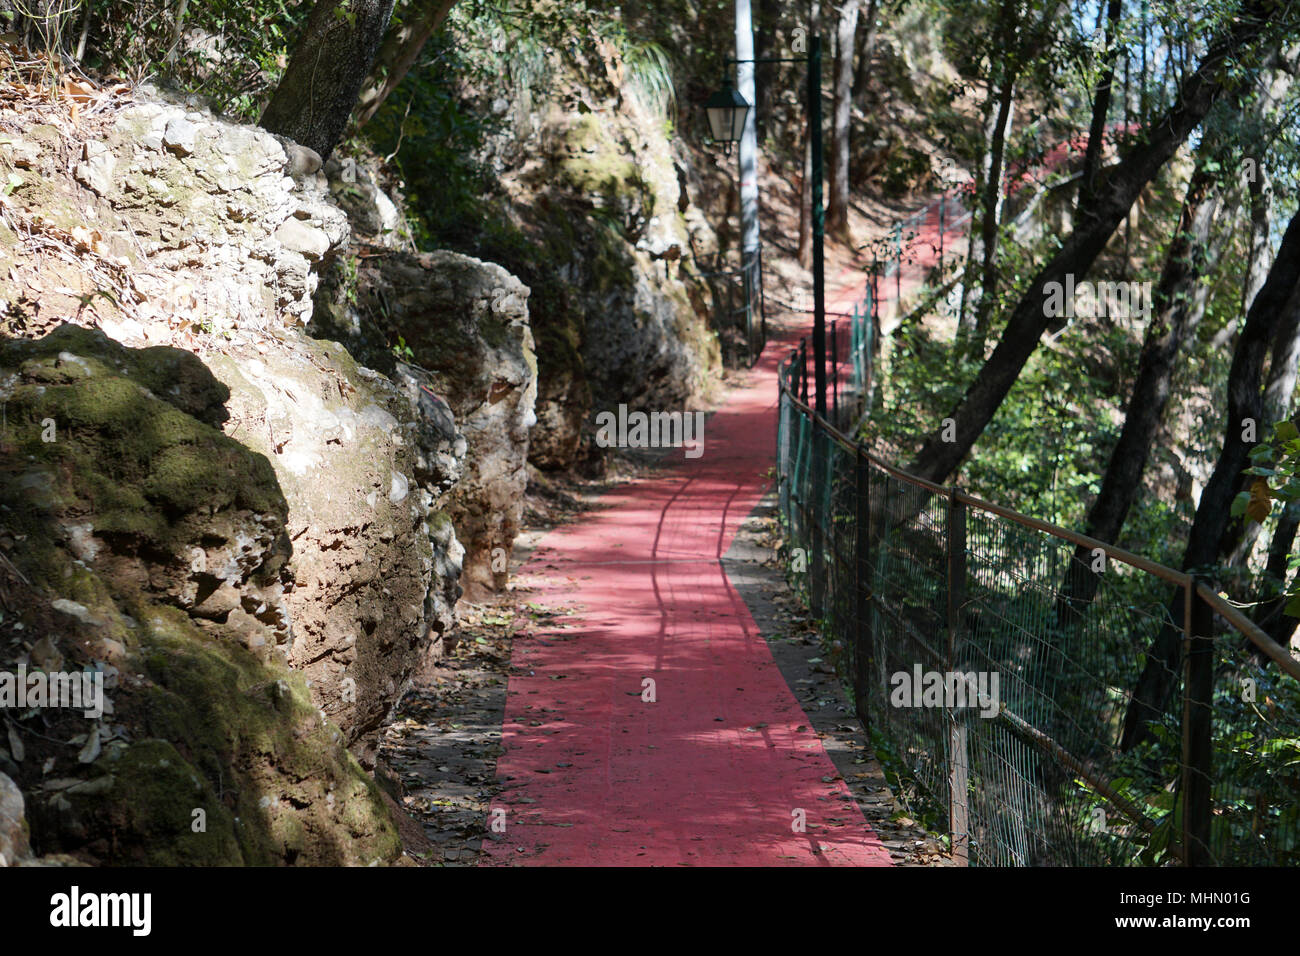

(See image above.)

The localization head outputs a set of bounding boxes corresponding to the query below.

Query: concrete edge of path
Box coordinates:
[721,490,954,867]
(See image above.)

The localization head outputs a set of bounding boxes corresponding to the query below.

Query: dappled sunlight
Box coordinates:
[482,310,891,866]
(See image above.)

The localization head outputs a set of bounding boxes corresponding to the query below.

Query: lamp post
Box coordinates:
[807,35,826,422]
[706,38,827,418]
[705,84,751,153]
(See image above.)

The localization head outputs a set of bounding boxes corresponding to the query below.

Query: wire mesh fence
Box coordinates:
[694,248,765,367]
[776,343,1300,866]
[871,191,972,322]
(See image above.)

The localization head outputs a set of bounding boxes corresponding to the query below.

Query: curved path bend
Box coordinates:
[480,219,951,866]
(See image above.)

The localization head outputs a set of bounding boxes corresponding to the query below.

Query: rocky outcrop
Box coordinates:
[0,84,473,861]
[539,109,713,415]
[0,325,403,864]
[312,250,536,600]
[324,153,407,247]
[203,331,464,766]
[0,772,29,866]
[504,99,720,470]
[403,34,722,471]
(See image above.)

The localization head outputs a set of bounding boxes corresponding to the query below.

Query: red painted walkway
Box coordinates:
[477,128,1095,864]
[481,267,897,865]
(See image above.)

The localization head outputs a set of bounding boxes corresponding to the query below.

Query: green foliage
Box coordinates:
[623,39,677,130]
[1236,420,1300,614]
[867,297,1140,530]
[68,0,307,118]
[365,32,496,248]
[1091,653,1300,866]
[881,144,932,198]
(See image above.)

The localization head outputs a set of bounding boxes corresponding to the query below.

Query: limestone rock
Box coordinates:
[98,100,337,331]
[0,75,475,866]
[325,155,404,245]
[162,116,198,156]
[0,135,40,168]
[0,773,29,866]
[206,334,465,766]
[274,217,331,260]
[434,73,721,470]
[0,323,423,868]
[74,140,115,197]
[280,139,324,179]
[313,250,535,601]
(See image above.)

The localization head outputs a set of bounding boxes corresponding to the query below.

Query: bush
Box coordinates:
[1,0,309,120]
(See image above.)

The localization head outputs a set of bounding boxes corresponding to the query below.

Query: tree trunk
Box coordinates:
[797,0,823,269]
[1212,46,1298,349]
[353,0,457,130]
[1210,142,1273,355]
[165,0,190,64]
[827,0,861,241]
[260,0,397,161]
[905,6,1273,486]
[755,0,783,139]
[1121,208,1300,751]
[1214,49,1299,565]
[1243,166,1275,313]
[1055,164,1223,624]
[1079,0,1123,208]
[1222,281,1300,565]
[798,120,815,269]
[969,78,1016,352]
[955,89,996,352]
[852,0,880,107]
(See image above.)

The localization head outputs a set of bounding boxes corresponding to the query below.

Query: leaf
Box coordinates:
[61,76,96,104]
[1247,478,1273,524]
[1231,490,1252,519]
[7,725,22,762]
[1276,421,1300,443]
[1284,592,1300,619]
[77,724,101,764]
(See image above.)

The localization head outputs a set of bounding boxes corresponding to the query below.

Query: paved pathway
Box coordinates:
[481,273,893,866]
[478,132,1099,864]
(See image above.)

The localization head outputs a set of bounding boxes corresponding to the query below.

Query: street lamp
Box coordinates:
[705,37,827,419]
[705,83,751,151]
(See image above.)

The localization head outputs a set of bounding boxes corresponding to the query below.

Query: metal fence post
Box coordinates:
[854,447,874,732]
[865,287,874,412]
[947,489,970,866]
[1182,579,1214,866]
[810,415,826,616]
[850,304,860,395]
[938,194,945,273]
[871,257,880,329]
[895,226,902,306]
[831,319,839,423]
[799,341,808,405]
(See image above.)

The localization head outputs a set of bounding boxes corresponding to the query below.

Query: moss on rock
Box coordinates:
[1,325,403,866]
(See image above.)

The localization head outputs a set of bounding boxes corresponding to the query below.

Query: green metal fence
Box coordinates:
[776,344,1300,866]
[695,248,766,367]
